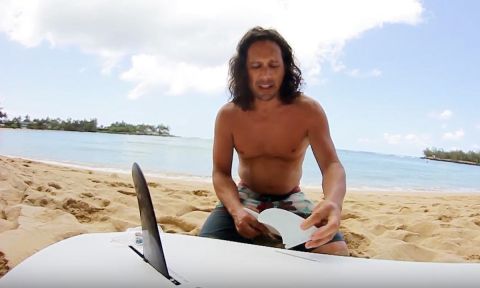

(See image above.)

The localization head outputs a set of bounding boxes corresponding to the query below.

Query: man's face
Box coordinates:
[246,40,285,102]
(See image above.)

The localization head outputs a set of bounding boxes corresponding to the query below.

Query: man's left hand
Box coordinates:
[300,199,342,249]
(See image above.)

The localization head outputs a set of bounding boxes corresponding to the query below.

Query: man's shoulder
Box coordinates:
[217,102,241,117]
[219,102,238,112]
[215,102,243,125]
[293,94,325,113]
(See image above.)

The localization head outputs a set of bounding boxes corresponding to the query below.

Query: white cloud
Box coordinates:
[440,110,453,119]
[346,68,382,78]
[442,129,464,141]
[383,132,429,146]
[405,134,418,142]
[370,69,383,77]
[0,0,423,99]
[429,109,453,120]
[120,54,227,98]
[384,133,403,144]
[330,56,383,78]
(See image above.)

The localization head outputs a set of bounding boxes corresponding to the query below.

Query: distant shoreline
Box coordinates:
[96,129,175,137]
[0,127,174,137]
[421,156,480,166]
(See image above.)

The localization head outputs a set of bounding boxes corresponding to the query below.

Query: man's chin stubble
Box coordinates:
[254,93,277,102]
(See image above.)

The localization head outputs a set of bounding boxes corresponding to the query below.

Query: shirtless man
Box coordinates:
[199,27,348,256]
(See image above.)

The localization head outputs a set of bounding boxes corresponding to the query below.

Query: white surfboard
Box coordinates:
[0,230,479,288]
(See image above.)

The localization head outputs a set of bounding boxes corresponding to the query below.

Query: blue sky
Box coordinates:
[0,0,479,156]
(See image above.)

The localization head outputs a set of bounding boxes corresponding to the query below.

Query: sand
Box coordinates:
[1,155,479,277]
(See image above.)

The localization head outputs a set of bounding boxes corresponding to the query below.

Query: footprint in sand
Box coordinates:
[61,198,104,223]
[80,192,94,198]
[47,182,62,190]
[401,231,421,243]
[437,215,452,222]
[79,192,110,207]
[341,212,360,220]
[399,207,412,214]
[107,181,134,189]
[148,182,160,188]
[343,231,370,252]
[158,215,197,233]
[117,190,136,196]
[192,190,210,197]
[370,224,392,236]
[36,185,55,194]
[24,194,56,208]
[0,252,9,277]
[94,198,111,207]
[395,224,407,230]
[465,255,480,261]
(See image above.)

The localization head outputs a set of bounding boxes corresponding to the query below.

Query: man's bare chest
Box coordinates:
[232,118,309,159]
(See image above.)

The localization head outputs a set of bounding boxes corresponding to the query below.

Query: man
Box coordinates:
[200,27,348,256]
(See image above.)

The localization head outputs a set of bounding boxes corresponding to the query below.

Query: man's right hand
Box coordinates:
[231,207,268,239]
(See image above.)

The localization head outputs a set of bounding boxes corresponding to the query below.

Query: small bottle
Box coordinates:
[135,232,143,245]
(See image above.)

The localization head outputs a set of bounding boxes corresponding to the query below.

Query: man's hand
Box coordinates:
[231,207,269,239]
[300,199,342,249]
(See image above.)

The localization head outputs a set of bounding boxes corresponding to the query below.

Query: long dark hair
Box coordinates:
[228,27,303,110]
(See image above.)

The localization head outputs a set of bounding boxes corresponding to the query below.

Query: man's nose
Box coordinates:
[259,67,273,79]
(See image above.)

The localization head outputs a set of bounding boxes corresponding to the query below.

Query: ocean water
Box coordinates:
[1,128,479,193]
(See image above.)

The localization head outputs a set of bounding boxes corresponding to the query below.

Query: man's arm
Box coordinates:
[212,106,242,214]
[212,105,266,238]
[301,99,346,248]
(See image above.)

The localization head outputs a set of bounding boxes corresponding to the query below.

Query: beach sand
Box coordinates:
[1,155,479,277]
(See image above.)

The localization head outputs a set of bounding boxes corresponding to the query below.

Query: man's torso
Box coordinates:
[227,96,316,195]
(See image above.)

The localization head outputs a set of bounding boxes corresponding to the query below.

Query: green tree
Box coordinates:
[4,116,22,128]
[157,124,170,135]
[2,111,170,136]
[0,108,7,124]
[423,147,480,164]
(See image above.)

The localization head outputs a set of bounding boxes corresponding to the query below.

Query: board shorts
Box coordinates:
[199,183,345,252]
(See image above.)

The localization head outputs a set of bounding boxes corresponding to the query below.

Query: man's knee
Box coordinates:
[311,241,349,256]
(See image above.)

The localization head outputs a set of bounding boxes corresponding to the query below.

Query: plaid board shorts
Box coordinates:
[199,184,344,251]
